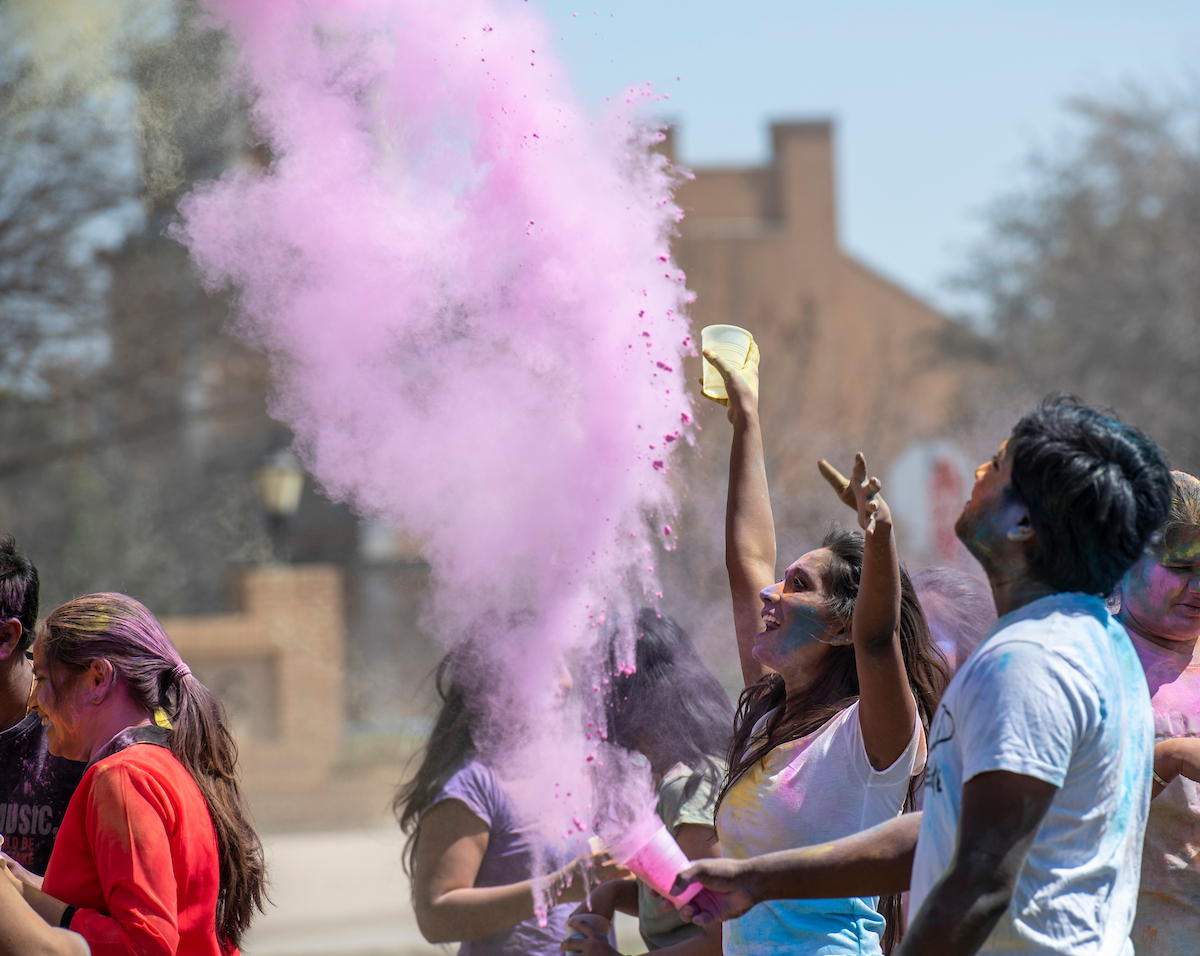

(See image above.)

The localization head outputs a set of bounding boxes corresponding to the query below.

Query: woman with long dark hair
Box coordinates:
[564,609,732,955]
[7,592,266,955]
[396,641,624,956]
[707,348,948,955]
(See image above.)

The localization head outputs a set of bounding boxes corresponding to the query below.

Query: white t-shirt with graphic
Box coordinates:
[910,592,1155,955]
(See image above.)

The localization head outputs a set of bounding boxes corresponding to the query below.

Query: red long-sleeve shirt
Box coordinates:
[41,741,235,956]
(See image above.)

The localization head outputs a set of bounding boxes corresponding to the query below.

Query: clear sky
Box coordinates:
[532,1,1200,313]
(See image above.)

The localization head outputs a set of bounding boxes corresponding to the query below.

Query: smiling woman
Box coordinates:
[7,593,267,956]
[1115,472,1200,956]
[703,345,948,956]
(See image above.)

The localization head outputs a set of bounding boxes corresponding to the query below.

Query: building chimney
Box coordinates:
[769,121,838,250]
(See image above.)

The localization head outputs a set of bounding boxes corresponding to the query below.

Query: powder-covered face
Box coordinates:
[955,439,1024,567]
[754,549,843,682]
[29,637,90,761]
[1118,532,1200,646]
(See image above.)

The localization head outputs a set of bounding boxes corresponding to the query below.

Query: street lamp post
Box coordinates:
[253,448,305,563]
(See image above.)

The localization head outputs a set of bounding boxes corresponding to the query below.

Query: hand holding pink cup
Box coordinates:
[608,821,704,908]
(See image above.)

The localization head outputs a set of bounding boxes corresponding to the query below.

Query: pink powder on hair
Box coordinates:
[174,0,693,883]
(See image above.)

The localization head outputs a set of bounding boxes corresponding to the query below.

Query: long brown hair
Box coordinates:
[394,643,480,878]
[716,527,949,953]
[39,593,267,950]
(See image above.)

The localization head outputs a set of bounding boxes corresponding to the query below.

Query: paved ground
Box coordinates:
[242,825,647,956]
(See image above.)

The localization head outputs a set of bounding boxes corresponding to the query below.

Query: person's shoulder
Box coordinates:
[658,760,723,829]
[431,758,508,828]
[658,760,723,800]
[439,758,507,807]
[442,757,495,789]
[0,712,45,750]
[978,594,1113,658]
[90,742,195,809]
[961,628,1092,699]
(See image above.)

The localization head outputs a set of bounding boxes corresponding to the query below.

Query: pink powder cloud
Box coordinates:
[174,0,694,875]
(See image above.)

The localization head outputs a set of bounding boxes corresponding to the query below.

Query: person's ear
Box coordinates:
[0,619,22,661]
[1005,508,1036,544]
[826,620,853,647]
[88,659,117,703]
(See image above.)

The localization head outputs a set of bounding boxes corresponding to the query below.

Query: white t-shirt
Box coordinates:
[718,700,925,955]
[910,592,1155,955]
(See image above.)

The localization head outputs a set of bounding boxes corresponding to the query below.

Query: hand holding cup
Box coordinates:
[700,325,758,411]
[669,857,759,926]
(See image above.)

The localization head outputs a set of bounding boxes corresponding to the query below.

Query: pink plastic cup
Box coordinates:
[612,823,703,908]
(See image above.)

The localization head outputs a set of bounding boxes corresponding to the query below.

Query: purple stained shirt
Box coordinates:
[427,760,575,956]
[0,712,86,875]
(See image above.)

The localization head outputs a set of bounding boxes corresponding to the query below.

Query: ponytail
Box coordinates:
[39,593,268,950]
[168,668,268,949]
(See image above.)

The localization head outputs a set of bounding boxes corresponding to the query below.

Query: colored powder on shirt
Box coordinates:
[1128,630,1200,956]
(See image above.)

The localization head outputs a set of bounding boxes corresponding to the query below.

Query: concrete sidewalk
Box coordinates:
[242,825,646,956]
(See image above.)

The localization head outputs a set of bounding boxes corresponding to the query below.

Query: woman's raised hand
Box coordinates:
[702,340,760,423]
[818,454,891,535]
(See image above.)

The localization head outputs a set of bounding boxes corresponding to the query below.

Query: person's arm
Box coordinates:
[0,871,88,956]
[895,771,1056,956]
[570,877,640,920]
[0,852,43,892]
[672,812,922,925]
[706,344,773,687]
[819,456,919,769]
[1152,737,1200,798]
[565,823,725,956]
[413,799,626,943]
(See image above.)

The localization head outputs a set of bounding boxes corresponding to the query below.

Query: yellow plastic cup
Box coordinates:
[700,324,755,404]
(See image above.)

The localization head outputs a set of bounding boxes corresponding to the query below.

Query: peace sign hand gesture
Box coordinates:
[818,453,892,536]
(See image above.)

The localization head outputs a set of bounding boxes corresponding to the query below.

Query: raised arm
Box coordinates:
[819,456,918,770]
[706,344,774,687]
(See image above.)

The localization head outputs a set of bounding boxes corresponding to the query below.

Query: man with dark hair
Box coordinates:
[0,535,84,875]
[672,397,1173,956]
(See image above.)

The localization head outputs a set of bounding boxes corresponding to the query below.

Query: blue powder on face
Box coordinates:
[781,606,830,652]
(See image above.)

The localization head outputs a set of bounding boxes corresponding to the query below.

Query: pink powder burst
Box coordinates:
[175,0,694,869]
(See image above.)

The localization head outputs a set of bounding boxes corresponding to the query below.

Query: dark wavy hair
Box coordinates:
[0,535,39,653]
[607,609,733,801]
[395,641,481,878]
[39,593,267,950]
[1007,395,1173,594]
[716,526,948,953]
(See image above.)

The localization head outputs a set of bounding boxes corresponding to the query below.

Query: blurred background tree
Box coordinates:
[955,85,1200,472]
[0,2,285,614]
